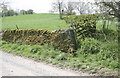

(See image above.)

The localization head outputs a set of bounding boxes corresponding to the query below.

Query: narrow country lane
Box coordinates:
[0,51,91,76]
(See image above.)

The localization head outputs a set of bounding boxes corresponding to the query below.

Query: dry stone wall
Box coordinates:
[2,29,77,52]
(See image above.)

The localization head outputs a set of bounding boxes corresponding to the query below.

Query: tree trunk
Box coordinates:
[58,3,62,19]
[107,20,110,29]
[118,18,120,60]
[103,20,106,32]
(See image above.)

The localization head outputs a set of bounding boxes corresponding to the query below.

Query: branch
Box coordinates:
[102,2,120,17]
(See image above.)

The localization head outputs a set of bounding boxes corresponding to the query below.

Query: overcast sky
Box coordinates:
[4,0,119,13]
[8,0,54,13]
[6,0,95,13]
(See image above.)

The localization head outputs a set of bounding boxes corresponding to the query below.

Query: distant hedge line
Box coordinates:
[2,29,77,52]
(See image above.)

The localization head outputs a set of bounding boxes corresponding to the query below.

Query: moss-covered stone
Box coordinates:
[2,29,77,52]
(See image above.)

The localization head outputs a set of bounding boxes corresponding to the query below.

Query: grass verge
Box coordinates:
[0,40,119,76]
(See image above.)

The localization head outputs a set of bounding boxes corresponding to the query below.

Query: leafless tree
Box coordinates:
[0,0,9,12]
[52,0,64,19]
[96,0,120,21]
[64,1,76,15]
[74,0,95,14]
[95,0,120,31]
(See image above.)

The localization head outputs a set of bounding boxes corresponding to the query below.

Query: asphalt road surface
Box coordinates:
[0,51,91,76]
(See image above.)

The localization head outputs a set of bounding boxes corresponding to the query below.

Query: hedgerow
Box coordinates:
[64,14,99,38]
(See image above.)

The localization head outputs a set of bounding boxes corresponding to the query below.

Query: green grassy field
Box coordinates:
[1,13,118,31]
[1,13,69,31]
[96,20,118,31]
